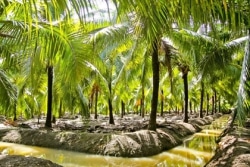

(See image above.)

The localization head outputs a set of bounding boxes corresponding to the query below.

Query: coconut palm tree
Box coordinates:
[84,21,140,124]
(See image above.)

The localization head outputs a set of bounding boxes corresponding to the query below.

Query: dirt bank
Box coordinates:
[205,118,250,167]
[0,155,62,167]
[0,114,221,157]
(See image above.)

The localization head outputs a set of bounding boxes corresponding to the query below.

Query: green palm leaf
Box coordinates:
[0,69,17,111]
[236,30,250,126]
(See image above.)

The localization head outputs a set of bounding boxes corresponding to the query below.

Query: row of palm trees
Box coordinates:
[0,0,249,130]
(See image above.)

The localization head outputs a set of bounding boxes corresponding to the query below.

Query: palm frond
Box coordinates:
[112,40,137,89]
[0,20,29,51]
[224,36,249,48]
[161,38,178,92]
[76,84,90,118]
[236,30,250,126]
[182,29,214,42]
[87,22,130,45]
[84,60,109,88]
[0,69,17,110]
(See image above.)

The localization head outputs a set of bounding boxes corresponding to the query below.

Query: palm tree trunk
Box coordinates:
[148,40,159,131]
[160,89,164,117]
[199,81,204,118]
[108,98,114,124]
[94,88,98,119]
[140,59,146,118]
[183,73,189,123]
[218,96,221,113]
[121,101,125,118]
[141,87,145,118]
[206,93,209,115]
[45,65,53,128]
[13,103,17,121]
[214,90,217,113]
[108,81,114,124]
[212,95,214,115]
[181,103,184,114]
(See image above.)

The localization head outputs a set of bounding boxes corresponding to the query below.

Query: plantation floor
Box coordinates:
[0,113,217,156]
[2,113,247,166]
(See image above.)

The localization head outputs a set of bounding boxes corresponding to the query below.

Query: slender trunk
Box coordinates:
[206,93,209,116]
[139,99,142,116]
[94,89,98,119]
[199,81,204,118]
[121,101,123,118]
[13,103,17,121]
[45,65,53,128]
[160,89,164,117]
[181,103,184,114]
[141,62,146,118]
[123,101,126,116]
[108,81,114,124]
[121,101,125,118]
[183,73,189,123]
[212,95,215,115]
[214,90,217,113]
[218,96,221,113]
[148,40,159,131]
[108,98,114,124]
[13,112,17,121]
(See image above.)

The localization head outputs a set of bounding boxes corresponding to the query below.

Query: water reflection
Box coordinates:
[0,115,229,167]
[154,115,229,167]
[0,143,160,167]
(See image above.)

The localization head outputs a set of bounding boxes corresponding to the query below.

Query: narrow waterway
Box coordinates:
[0,115,229,167]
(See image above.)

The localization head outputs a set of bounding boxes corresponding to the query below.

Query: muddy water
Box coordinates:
[0,115,229,167]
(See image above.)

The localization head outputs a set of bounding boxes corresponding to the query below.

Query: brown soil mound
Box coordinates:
[205,121,250,167]
[0,155,62,167]
[0,114,220,157]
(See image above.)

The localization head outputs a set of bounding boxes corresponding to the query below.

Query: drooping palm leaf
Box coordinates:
[161,38,178,92]
[0,69,17,111]
[236,29,250,126]
[76,84,90,117]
